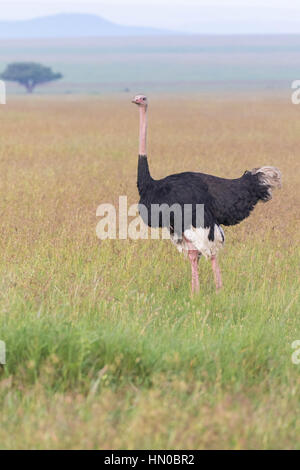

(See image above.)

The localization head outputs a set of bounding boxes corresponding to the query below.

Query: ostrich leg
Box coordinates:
[183,236,200,295]
[211,255,222,290]
[188,250,200,294]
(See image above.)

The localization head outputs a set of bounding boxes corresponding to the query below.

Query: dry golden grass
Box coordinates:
[0,94,299,449]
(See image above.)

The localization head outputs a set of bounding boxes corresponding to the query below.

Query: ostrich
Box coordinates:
[132,94,281,294]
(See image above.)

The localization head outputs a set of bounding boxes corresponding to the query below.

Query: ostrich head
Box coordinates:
[132,94,148,107]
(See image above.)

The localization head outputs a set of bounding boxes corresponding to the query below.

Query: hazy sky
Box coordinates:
[1,0,300,33]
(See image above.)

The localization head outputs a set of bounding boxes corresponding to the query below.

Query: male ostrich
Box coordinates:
[132,94,281,294]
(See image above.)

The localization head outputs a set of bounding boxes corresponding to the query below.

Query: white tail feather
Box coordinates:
[251,166,282,200]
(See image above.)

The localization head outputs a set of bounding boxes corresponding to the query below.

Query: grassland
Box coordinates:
[0,94,299,449]
[1,35,300,93]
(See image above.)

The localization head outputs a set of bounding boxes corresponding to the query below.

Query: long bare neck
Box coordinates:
[139,106,148,156]
[137,105,152,195]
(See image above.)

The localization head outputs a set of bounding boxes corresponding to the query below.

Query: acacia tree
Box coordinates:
[0,62,63,93]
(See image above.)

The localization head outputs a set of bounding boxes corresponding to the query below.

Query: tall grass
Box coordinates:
[0,95,299,449]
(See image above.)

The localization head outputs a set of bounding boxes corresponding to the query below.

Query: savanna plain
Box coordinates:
[0,94,299,449]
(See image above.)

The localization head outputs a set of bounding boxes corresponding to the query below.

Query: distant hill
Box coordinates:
[0,13,174,39]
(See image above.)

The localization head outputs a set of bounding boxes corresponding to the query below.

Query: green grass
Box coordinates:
[1,236,299,448]
[2,239,299,388]
[0,96,299,449]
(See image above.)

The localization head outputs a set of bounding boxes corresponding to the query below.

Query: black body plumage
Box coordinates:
[137,155,274,241]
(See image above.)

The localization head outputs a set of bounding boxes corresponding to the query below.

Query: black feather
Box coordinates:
[199,171,270,226]
[137,155,271,239]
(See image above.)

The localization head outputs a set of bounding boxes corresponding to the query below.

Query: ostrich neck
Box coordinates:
[137,105,152,195]
[139,106,148,155]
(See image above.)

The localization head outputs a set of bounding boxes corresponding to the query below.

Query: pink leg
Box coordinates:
[211,255,222,291]
[188,250,199,295]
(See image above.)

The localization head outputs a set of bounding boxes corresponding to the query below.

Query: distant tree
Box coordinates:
[0,62,63,93]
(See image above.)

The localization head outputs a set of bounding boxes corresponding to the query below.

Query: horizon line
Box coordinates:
[0,12,300,37]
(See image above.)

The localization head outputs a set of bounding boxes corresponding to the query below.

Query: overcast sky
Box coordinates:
[1,0,300,33]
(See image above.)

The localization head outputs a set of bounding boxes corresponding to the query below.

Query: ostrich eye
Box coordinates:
[143,97,146,101]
